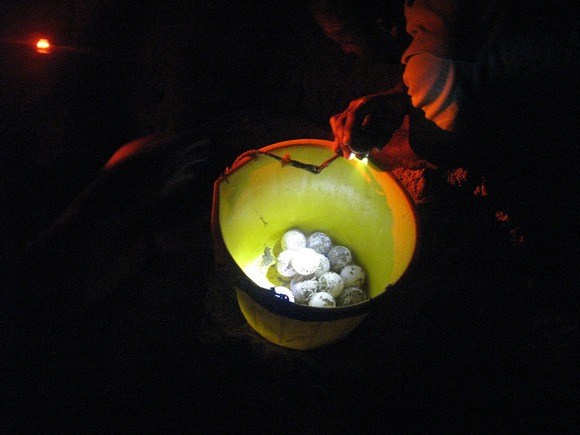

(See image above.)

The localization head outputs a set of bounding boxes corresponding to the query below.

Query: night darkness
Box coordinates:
[0,1,330,251]
[1,1,577,432]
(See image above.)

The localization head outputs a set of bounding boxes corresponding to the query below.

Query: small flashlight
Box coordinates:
[345,112,391,161]
[346,142,372,160]
[348,149,370,160]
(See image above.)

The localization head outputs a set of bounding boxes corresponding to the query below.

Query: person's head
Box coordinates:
[309,0,409,62]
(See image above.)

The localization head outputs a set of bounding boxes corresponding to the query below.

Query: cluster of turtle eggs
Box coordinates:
[270,229,368,308]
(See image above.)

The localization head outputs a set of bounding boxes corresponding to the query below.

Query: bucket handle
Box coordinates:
[225,149,342,176]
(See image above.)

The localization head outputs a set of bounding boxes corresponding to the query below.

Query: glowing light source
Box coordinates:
[348,153,369,164]
[36,38,50,53]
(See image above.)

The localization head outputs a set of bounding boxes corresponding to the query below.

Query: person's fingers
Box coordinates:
[336,101,355,145]
[330,113,350,158]
[330,113,341,133]
[339,142,351,158]
[343,110,358,145]
[329,114,341,153]
[343,98,371,145]
[330,114,340,141]
[331,95,378,157]
[333,140,350,158]
[331,112,349,141]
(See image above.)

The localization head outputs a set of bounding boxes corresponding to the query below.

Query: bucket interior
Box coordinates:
[217,141,417,303]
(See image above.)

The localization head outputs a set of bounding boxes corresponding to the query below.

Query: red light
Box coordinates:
[36,38,50,53]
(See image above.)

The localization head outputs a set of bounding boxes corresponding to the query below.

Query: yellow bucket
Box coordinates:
[211,139,418,350]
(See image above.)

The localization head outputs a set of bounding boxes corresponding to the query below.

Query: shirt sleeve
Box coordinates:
[400,0,466,132]
[402,52,464,131]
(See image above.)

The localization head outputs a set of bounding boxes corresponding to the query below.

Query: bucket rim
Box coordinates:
[211,139,420,322]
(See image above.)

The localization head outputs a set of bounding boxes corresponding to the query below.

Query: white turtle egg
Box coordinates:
[307,231,332,254]
[281,229,307,251]
[276,249,297,278]
[290,274,319,304]
[273,286,295,303]
[327,245,352,272]
[340,264,366,288]
[338,287,367,306]
[314,254,331,278]
[317,271,345,298]
[308,292,336,308]
[291,247,320,276]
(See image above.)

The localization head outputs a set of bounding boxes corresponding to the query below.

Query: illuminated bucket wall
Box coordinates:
[211,139,417,350]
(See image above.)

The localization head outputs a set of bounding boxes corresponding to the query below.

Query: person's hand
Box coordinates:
[330,91,411,158]
[330,95,375,157]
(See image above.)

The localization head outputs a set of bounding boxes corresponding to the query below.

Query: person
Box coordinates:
[245,0,411,134]
[309,0,409,63]
[330,0,577,266]
[329,2,577,427]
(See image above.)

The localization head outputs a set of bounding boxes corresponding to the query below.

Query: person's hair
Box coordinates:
[309,0,405,33]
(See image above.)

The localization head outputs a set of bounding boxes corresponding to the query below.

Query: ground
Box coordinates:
[3,133,575,431]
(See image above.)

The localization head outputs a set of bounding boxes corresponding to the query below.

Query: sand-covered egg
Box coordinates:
[327,245,352,272]
[291,247,320,276]
[308,292,336,308]
[276,249,297,278]
[273,286,295,303]
[317,271,345,298]
[314,254,331,278]
[271,228,370,309]
[338,287,367,306]
[307,231,332,255]
[290,274,319,304]
[281,229,307,251]
[340,264,366,288]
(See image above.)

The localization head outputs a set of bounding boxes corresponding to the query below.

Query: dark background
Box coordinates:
[1,1,406,258]
[0,1,318,257]
[1,1,577,432]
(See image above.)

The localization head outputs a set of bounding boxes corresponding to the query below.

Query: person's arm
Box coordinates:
[329,0,465,163]
[329,84,412,158]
